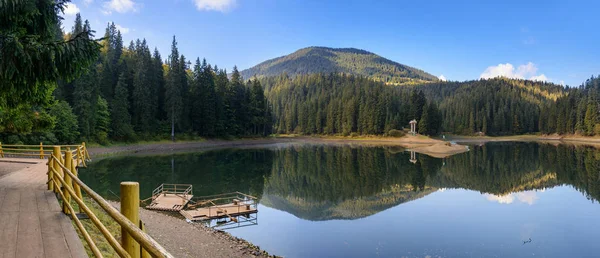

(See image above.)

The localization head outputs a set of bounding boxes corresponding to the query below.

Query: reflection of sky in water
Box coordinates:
[484,190,541,205]
[227,186,600,258]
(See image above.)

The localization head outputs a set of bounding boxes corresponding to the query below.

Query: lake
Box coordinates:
[81,142,600,258]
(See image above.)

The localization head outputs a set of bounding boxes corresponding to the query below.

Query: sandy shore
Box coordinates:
[448,134,600,148]
[88,135,469,158]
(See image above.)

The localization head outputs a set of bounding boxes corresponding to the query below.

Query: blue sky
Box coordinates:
[63,0,600,86]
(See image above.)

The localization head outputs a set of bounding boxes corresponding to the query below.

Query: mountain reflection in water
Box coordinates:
[83,142,599,220]
[82,142,600,257]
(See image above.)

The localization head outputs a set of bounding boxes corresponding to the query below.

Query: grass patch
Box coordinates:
[68,197,121,257]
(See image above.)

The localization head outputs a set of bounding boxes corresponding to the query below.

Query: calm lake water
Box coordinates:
[81,142,600,258]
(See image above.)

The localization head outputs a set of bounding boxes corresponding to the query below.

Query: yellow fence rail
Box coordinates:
[0,142,90,167]
[1,144,173,258]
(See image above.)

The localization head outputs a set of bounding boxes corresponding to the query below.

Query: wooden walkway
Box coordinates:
[0,158,87,258]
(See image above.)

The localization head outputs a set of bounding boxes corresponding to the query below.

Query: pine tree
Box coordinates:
[469,112,475,133]
[110,73,135,140]
[165,36,184,140]
[132,39,156,133]
[1,0,100,107]
[418,104,429,135]
[153,48,167,121]
[584,102,598,135]
[95,96,111,144]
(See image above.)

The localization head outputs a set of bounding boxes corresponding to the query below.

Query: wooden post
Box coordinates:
[71,159,83,201]
[82,142,90,160]
[63,149,73,214]
[52,146,62,192]
[39,142,44,159]
[48,156,54,191]
[121,182,141,258]
[71,159,84,213]
[140,220,151,258]
[76,146,81,168]
[77,146,87,167]
[0,142,4,158]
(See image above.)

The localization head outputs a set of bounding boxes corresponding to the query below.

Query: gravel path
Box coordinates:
[108,201,272,258]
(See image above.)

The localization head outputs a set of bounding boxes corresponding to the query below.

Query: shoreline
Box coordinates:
[448,134,600,146]
[106,201,274,258]
[88,135,470,158]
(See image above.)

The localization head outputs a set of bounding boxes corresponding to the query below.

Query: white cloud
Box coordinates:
[64,3,80,15]
[485,191,539,205]
[103,0,137,14]
[515,192,538,205]
[480,62,549,82]
[115,24,130,34]
[84,0,93,5]
[485,194,514,204]
[560,80,565,86]
[193,0,237,12]
[438,75,447,81]
[529,74,548,82]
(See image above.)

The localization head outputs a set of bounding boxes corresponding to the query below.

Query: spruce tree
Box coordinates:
[1,0,100,107]
[165,36,183,140]
[110,73,135,140]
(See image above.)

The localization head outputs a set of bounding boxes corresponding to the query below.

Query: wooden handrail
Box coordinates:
[1,143,90,166]
[51,154,173,258]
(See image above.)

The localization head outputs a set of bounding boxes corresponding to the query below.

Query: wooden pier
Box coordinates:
[181,192,258,222]
[180,202,258,222]
[144,183,259,224]
[145,184,193,211]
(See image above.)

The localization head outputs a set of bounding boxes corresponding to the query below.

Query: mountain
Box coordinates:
[261,185,437,221]
[241,47,438,85]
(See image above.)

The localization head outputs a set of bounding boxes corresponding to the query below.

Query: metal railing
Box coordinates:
[151,183,193,201]
[189,192,258,219]
[3,144,173,258]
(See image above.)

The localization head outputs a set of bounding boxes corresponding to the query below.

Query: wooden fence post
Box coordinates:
[48,156,54,191]
[121,182,141,258]
[52,146,62,192]
[71,159,84,212]
[76,146,81,168]
[0,142,4,158]
[82,142,90,160]
[62,149,73,214]
[140,220,150,258]
[40,142,44,159]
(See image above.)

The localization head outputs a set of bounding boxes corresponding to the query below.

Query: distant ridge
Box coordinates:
[241,46,438,85]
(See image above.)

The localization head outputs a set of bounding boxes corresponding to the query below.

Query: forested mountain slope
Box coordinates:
[260,74,570,136]
[241,47,438,85]
[412,78,567,135]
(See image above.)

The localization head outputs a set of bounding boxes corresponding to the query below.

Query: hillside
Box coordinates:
[412,78,567,135]
[241,47,438,85]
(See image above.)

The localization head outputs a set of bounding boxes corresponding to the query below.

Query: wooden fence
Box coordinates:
[1,144,173,258]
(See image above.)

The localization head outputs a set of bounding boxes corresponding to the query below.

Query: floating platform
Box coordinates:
[145,184,193,211]
[181,192,258,222]
[180,202,257,222]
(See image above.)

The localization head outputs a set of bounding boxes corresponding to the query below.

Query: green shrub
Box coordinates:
[388,129,405,138]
